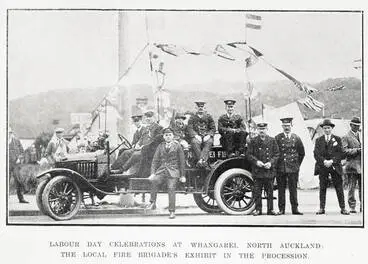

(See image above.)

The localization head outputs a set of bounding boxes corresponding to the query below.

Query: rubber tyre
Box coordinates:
[42,176,82,221]
[214,168,255,215]
[193,193,222,214]
[35,179,49,215]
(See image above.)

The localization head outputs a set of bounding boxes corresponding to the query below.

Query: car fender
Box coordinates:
[36,168,115,196]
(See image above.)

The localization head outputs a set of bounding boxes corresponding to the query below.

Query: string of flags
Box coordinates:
[153,41,325,112]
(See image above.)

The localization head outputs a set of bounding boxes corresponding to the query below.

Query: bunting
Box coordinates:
[273,67,318,95]
[298,95,324,112]
[213,44,236,61]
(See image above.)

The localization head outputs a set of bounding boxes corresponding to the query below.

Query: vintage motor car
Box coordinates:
[36,133,256,221]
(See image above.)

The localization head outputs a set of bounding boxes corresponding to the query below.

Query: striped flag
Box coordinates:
[298,95,325,112]
[274,67,318,95]
[246,13,262,30]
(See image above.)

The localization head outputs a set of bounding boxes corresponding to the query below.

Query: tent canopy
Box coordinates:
[253,102,318,189]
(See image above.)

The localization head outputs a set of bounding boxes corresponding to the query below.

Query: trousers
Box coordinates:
[254,178,274,212]
[220,131,246,154]
[277,172,299,212]
[190,137,213,162]
[9,165,25,202]
[347,173,361,209]
[111,149,141,171]
[318,168,346,210]
[150,170,178,212]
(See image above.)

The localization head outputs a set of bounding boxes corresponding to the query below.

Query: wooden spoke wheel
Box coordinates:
[193,192,222,214]
[41,176,82,221]
[214,168,255,215]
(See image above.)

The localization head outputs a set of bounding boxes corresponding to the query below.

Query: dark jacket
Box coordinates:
[246,135,280,179]
[313,134,344,176]
[275,133,305,173]
[342,130,361,174]
[151,141,185,178]
[218,113,246,135]
[141,122,164,160]
[131,126,149,147]
[187,112,216,138]
[9,137,24,167]
[170,120,187,141]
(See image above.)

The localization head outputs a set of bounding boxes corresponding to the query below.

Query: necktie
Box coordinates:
[357,133,360,143]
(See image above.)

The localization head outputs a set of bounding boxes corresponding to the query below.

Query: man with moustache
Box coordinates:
[246,122,279,216]
[342,117,362,213]
[187,101,216,168]
[218,99,247,157]
[314,119,349,215]
[275,117,305,215]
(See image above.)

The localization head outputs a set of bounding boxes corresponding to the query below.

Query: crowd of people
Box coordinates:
[8,99,362,220]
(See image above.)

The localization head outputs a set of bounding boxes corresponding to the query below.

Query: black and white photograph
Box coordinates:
[6,10,363,228]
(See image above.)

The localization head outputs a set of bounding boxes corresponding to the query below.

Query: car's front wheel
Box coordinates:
[41,176,82,221]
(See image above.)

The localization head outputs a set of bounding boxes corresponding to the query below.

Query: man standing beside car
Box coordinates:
[314,119,349,215]
[8,127,28,203]
[275,117,305,215]
[246,122,279,216]
[147,128,186,219]
[342,117,362,213]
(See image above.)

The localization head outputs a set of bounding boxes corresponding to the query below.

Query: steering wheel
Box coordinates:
[109,134,132,155]
[118,133,132,149]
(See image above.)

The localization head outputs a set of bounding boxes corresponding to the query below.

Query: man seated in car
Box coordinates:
[170,112,189,151]
[187,101,216,168]
[218,99,247,157]
[110,114,149,173]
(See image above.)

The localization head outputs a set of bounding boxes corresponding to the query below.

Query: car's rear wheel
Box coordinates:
[193,192,222,213]
[214,168,255,215]
[41,176,82,221]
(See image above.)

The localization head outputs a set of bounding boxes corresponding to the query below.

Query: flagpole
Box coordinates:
[145,13,160,121]
[244,13,251,126]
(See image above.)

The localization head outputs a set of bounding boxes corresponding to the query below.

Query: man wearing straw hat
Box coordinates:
[342,117,362,213]
[313,119,349,215]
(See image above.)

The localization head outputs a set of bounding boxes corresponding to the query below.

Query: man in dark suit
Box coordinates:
[275,117,305,215]
[111,114,149,172]
[218,99,247,157]
[8,127,28,203]
[246,122,279,216]
[140,110,164,164]
[342,117,362,213]
[187,101,216,167]
[314,119,349,215]
[147,128,186,219]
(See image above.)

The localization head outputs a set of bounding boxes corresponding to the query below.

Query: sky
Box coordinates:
[8,10,362,100]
